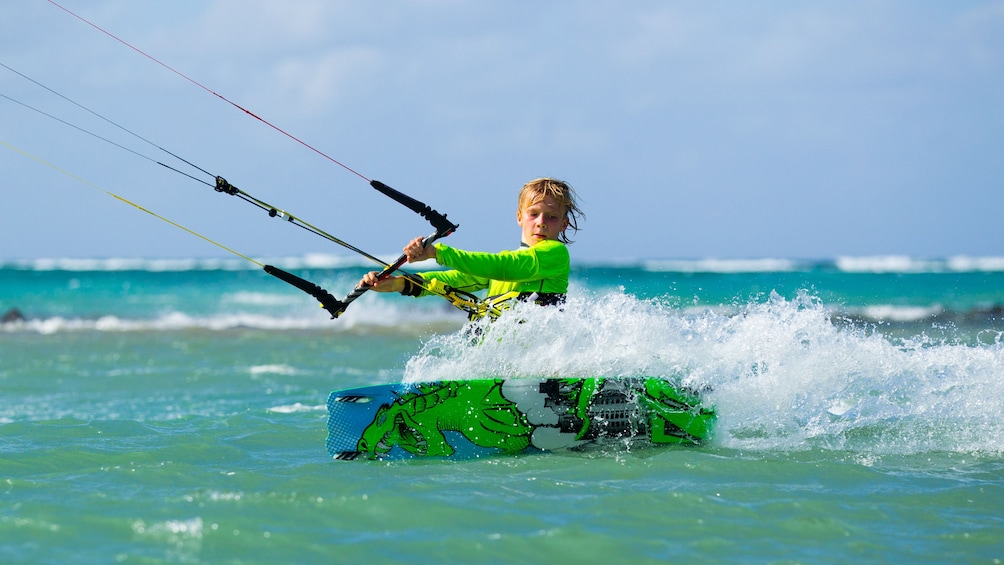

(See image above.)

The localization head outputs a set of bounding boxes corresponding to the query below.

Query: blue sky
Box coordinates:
[2,1,1002,262]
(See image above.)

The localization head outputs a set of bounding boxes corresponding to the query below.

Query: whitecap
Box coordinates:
[266,403,326,413]
[250,364,299,376]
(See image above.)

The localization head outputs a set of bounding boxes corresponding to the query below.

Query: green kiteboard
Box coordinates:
[326,377,715,460]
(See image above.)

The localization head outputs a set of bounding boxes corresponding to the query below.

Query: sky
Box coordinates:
[1,0,1002,263]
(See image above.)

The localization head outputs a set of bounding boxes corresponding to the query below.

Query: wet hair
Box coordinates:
[517,178,584,244]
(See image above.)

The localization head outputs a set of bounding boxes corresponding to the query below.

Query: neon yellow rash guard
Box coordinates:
[413,239,569,299]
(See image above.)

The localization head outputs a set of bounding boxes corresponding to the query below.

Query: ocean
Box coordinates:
[2,255,1003,564]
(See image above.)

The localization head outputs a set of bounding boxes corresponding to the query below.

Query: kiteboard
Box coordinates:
[326,377,715,460]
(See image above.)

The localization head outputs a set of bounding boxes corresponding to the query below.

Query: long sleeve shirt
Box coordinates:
[414,239,569,300]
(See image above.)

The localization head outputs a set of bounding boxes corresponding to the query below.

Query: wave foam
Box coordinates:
[643,258,804,273]
[835,255,1004,274]
[267,403,326,414]
[0,253,383,272]
[2,298,467,335]
[250,364,299,376]
[6,254,1004,273]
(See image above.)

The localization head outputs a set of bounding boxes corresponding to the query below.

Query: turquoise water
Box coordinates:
[2,258,1004,563]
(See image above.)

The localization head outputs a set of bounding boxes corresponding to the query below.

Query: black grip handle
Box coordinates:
[370,180,458,237]
[264,265,347,318]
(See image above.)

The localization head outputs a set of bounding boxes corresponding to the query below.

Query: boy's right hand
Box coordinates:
[360,235,434,291]
[359,272,403,292]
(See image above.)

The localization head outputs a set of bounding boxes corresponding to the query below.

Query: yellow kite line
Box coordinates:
[1,139,263,267]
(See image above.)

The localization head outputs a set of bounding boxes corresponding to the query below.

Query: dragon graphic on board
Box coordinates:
[355,379,535,457]
[354,377,712,458]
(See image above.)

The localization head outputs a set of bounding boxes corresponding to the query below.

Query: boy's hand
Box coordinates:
[404,236,436,263]
[359,235,435,291]
[359,272,404,292]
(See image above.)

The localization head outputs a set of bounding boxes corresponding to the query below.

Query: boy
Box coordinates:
[359,178,584,320]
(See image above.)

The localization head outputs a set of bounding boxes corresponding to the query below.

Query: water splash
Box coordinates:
[404,289,1004,456]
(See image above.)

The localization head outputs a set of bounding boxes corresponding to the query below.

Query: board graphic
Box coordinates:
[326,377,715,460]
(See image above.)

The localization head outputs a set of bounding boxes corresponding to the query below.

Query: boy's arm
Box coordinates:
[405,269,491,297]
[433,240,569,283]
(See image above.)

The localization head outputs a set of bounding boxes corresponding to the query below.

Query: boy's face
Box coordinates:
[518,195,568,245]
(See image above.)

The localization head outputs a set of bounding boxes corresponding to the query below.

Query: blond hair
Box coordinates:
[517,178,584,244]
